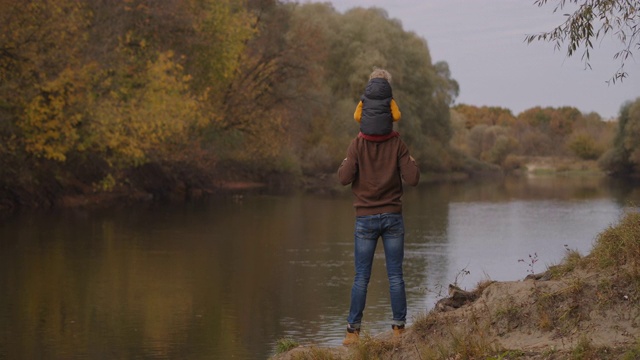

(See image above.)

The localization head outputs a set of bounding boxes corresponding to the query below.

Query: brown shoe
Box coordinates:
[342,326,360,346]
[392,324,405,338]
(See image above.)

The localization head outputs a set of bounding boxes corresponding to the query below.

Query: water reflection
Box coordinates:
[0,175,638,359]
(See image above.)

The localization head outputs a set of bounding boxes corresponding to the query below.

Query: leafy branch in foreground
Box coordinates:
[525,0,639,84]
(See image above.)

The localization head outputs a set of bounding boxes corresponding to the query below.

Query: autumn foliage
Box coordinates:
[450,104,619,170]
[0,0,633,210]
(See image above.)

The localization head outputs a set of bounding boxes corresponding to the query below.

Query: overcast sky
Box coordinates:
[318,0,639,119]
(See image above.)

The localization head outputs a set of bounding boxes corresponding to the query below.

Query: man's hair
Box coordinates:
[369,68,392,83]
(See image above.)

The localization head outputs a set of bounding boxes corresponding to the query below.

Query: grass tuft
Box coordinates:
[570,335,613,359]
[291,347,336,360]
[548,247,584,278]
[622,338,640,360]
[350,333,397,359]
[275,338,299,354]
[590,210,640,271]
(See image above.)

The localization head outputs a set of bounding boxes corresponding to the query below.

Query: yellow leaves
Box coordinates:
[190,0,257,92]
[202,0,255,77]
[22,100,80,162]
[19,68,85,161]
[88,51,202,168]
[95,173,117,192]
[1,0,91,162]
[124,31,147,50]
[0,0,89,77]
[16,48,201,168]
[453,104,516,129]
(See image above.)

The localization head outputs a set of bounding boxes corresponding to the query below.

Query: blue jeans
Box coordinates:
[347,213,406,328]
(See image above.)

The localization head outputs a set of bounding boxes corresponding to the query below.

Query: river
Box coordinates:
[1,175,638,359]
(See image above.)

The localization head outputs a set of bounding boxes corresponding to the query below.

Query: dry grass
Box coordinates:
[590,210,640,272]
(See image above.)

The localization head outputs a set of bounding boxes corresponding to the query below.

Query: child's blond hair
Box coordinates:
[369,68,392,83]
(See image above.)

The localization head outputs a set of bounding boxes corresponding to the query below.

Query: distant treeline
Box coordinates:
[451,105,614,171]
[0,0,638,210]
[451,99,640,178]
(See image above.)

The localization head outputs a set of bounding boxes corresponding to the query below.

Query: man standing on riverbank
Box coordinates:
[337,132,420,345]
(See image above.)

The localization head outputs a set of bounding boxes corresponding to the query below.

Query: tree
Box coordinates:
[199,1,332,175]
[86,52,201,169]
[453,104,515,129]
[0,0,91,173]
[466,125,518,165]
[516,106,581,155]
[526,0,640,83]
[283,4,460,173]
[329,7,458,170]
[568,133,604,159]
[600,98,640,176]
[569,111,614,159]
[0,0,470,207]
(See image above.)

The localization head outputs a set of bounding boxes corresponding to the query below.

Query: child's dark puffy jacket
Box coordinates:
[360,78,393,135]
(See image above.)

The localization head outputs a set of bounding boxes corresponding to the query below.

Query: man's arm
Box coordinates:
[398,143,419,186]
[338,141,358,185]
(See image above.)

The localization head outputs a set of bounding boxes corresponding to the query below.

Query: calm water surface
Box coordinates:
[1,175,639,359]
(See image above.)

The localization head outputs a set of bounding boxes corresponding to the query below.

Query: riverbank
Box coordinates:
[272,211,640,359]
[0,155,605,214]
[521,156,602,176]
[0,169,316,214]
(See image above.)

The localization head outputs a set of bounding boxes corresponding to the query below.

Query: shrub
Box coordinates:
[568,133,603,160]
